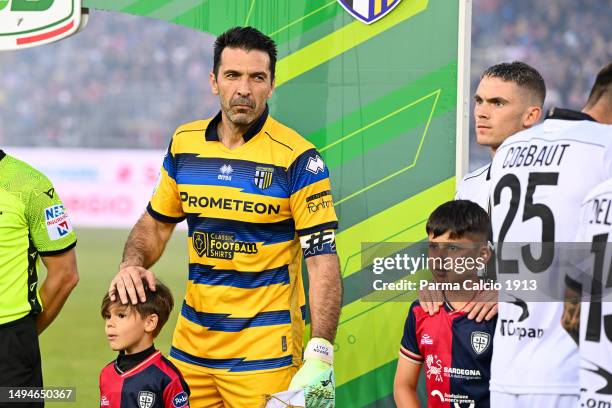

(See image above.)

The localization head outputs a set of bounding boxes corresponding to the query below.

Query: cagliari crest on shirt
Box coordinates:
[138,391,155,408]
[471,331,490,355]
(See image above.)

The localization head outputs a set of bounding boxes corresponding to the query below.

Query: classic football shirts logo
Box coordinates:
[193,231,257,259]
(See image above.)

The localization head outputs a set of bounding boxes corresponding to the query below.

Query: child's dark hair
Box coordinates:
[213,26,277,80]
[426,200,490,240]
[101,280,174,338]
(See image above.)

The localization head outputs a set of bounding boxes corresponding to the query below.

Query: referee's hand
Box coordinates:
[109,265,157,305]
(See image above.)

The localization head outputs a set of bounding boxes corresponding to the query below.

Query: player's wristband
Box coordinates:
[304,338,334,365]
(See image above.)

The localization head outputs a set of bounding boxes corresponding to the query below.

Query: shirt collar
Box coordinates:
[546,107,596,122]
[204,105,269,143]
[115,345,157,374]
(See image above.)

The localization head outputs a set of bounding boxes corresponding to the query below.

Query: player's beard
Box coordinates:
[223,96,259,127]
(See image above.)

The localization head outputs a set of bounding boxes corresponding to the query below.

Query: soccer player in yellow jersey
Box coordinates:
[108,27,342,407]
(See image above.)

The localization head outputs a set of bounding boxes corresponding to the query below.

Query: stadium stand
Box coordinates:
[0,3,610,169]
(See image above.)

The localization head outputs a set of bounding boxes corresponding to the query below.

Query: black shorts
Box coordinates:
[0,314,43,408]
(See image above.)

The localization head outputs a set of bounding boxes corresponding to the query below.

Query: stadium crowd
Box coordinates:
[470,0,612,166]
[0,2,610,159]
[0,12,217,148]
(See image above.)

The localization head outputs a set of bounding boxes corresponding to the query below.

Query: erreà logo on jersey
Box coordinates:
[0,0,82,51]
[337,0,401,24]
[192,231,257,260]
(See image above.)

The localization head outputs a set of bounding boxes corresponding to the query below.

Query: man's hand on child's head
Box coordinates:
[465,289,498,322]
[418,286,444,315]
[109,265,157,305]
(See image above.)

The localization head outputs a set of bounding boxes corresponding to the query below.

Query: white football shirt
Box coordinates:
[489,108,612,395]
[568,178,612,406]
[456,163,491,211]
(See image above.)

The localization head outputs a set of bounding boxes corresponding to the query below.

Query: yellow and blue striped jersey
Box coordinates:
[148,108,338,374]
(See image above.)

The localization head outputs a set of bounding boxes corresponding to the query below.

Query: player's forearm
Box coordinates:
[561,286,581,345]
[37,250,79,334]
[393,388,420,408]
[307,254,342,342]
[121,212,174,269]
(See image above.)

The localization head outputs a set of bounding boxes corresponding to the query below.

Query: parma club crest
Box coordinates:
[337,0,401,24]
[254,166,274,190]
[471,331,490,355]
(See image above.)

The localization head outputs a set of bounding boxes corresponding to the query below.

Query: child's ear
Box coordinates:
[144,313,159,334]
[478,243,493,265]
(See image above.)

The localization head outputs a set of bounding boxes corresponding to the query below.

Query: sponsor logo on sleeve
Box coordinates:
[172,392,188,407]
[305,155,325,175]
[44,204,73,240]
[306,190,333,213]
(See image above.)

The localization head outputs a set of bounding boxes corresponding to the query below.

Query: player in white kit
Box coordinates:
[564,177,612,408]
[489,62,612,407]
[456,62,545,211]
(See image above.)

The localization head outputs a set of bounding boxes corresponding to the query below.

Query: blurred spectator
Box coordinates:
[0,11,217,148]
[0,3,610,169]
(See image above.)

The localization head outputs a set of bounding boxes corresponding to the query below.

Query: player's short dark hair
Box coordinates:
[482,61,546,106]
[213,26,277,81]
[101,280,174,338]
[585,62,612,108]
[426,200,490,240]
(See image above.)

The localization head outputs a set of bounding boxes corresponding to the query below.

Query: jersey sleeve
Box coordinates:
[162,377,190,408]
[148,139,186,223]
[399,302,422,364]
[602,132,612,178]
[25,173,76,256]
[288,148,338,257]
